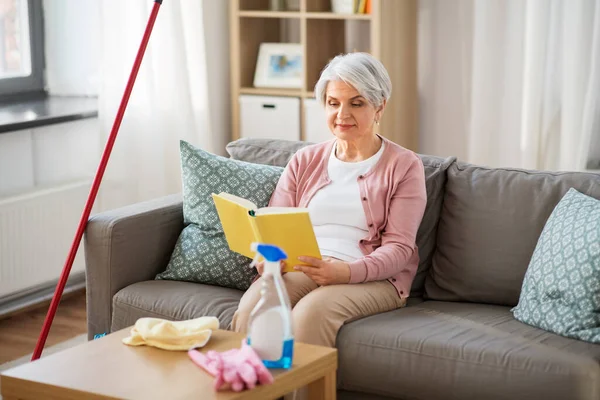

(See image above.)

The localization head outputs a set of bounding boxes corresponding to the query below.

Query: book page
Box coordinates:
[255,207,308,215]
[253,211,322,272]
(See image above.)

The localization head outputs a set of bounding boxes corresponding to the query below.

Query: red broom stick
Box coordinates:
[31,0,163,361]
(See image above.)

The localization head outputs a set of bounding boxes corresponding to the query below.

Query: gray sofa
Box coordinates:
[85,138,600,400]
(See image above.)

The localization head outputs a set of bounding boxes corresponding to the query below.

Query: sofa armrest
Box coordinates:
[84,194,183,340]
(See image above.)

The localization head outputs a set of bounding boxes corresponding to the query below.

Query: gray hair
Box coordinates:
[314,52,392,108]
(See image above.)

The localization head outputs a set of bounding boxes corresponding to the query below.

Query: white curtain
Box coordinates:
[419,0,600,171]
[97,0,230,211]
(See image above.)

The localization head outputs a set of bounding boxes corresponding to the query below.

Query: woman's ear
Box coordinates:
[375,99,387,121]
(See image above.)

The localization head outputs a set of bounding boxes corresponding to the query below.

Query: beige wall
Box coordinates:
[417,0,469,159]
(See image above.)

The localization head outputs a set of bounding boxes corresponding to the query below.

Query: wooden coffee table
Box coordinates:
[1,328,337,399]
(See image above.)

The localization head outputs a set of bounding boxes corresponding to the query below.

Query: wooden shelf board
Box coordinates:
[237,11,371,20]
[240,87,303,97]
[238,10,302,18]
[305,12,372,20]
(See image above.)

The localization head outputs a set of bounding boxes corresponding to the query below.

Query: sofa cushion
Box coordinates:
[111,280,243,333]
[512,188,600,343]
[411,154,456,297]
[226,137,455,297]
[156,140,283,290]
[337,391,395,400]
[426,162,600,306]
[226,138,313,167]
[336,301,600,400]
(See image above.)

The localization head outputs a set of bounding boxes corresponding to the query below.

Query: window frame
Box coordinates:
[0,0,45,99]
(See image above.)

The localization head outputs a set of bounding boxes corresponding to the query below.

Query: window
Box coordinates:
[0,0,44,98]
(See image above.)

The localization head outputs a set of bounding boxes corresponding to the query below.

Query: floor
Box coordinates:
[0,290,87,364]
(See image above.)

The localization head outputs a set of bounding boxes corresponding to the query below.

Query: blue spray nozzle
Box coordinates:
[251,243,287,262]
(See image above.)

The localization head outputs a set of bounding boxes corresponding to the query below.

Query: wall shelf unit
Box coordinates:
[230,0,418,150]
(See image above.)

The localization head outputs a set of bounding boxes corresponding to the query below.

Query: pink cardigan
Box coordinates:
[269,136,427,298]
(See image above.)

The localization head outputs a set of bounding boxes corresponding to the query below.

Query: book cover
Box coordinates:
[358,0,367,14]
[212,192,322,272]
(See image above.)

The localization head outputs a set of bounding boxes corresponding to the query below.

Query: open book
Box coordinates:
[212,192,322,272]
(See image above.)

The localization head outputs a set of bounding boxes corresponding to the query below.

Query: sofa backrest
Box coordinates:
[425,161,600,306]
[226,138,455,297]
[412,153,456,296]
[226,138,310,167]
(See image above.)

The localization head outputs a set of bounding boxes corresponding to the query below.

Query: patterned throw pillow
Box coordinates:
[512,188,600,342]
[156,141,284,290]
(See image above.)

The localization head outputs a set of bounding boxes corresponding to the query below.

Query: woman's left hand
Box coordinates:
[293,256,351,286]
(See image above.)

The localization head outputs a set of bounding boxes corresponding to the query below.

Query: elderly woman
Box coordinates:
[231,52,427,349]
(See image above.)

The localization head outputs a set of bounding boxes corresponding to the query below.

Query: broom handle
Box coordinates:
[31,0,163,361]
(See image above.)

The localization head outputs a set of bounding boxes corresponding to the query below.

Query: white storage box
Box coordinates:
[303,98,333,143]
[331,0,355,14]
[239,95,300,141]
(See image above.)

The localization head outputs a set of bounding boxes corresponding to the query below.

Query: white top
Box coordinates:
[307,140,385,262]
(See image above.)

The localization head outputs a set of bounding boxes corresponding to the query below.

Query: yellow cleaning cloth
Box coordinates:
[122,316,219,351]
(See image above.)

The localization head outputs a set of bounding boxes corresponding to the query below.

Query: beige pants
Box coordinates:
[231,272,405,348]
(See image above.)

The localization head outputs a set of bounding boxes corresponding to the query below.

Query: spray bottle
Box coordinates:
[247,243,294,369]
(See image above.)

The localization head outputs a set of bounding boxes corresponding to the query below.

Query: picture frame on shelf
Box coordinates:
[253,43,303,89]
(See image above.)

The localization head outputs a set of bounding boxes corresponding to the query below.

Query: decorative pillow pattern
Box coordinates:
[156,141,284,290]
[512,188,600,343]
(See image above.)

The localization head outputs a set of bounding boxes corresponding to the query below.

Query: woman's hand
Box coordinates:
[293,256,351,286]
[255,260,287,276]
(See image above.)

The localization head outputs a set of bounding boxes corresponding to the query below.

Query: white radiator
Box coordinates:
[0,181,92,299]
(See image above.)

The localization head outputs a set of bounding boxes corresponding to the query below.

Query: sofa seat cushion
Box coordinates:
[111,280,243,333]
[336,301,600,400]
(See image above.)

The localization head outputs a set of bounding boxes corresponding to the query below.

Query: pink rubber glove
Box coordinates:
[188,339,274,392]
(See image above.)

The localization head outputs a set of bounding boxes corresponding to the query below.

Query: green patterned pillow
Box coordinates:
[512,188,600,342]
[156,141,284,290]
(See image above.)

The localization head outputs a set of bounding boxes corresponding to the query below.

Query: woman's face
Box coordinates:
[325,80,383,141]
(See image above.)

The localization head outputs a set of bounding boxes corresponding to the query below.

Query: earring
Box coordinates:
[375,119,380,126]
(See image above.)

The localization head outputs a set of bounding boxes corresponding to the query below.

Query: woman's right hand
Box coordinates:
[255,260,287,276]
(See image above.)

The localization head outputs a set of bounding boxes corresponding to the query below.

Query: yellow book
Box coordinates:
[358,0,366,13]
[212,192,322,272]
